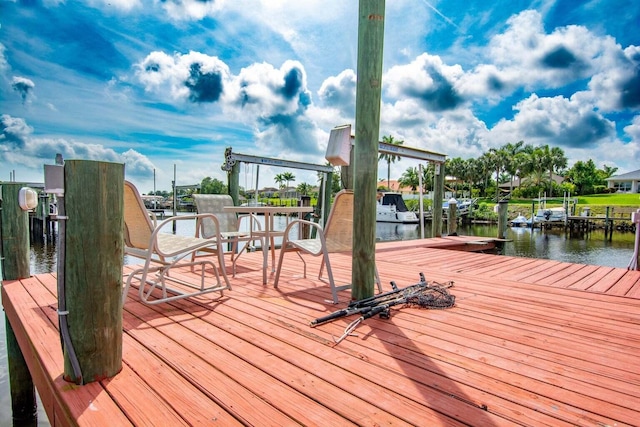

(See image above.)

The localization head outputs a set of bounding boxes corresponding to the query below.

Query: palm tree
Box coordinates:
[378,135,404,189]
[520,146,551,196]
[421,163,435,192]
[600,165,618,179]
[282,171,295,190]
[296,182,313,196]
[274,173,285,189]
[398,167,420,191]
[445,157,466,197]
[486,147,508,200]
[548,146,567,196]
[501,141,525,193]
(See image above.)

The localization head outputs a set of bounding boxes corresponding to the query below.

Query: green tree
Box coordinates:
[445,157,466,197]
[317,164,342,194]
[296,182,313,196]
[486,147,509,200]
[599,165,618,179]
[421,163,436,192]
[565,159,601,195]
[200,177,227,194]
[398,166,420,191]
[282,171,295,189]
[274,173,285,189]
[501,141,525,193]
[519,146,548,192]
[547,145,568,196]
[378,135,404,188]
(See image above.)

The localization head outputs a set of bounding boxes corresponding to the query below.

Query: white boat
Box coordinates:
[377,193,420,224]
[510,214,531,227]
[534,207,566,223]
[442,198,477,215]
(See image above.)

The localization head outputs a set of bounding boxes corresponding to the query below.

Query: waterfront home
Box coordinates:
[606,169,640,193]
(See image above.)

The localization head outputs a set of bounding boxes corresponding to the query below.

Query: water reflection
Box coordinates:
[26,217,636,273]
[30,240,58,275]
[376,222,422,241]
[500,226,635,268]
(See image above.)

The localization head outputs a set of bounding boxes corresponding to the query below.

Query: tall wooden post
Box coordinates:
[228,162,240,205]
[1,183,31,279]
[530,201,535,230]
[432,163,444,237]
[322,172,333,226]
[2,183,38,424]
[352,0,386,300]
[632,209,640,270]
[62,160,124,383]
[497,200,509,239]
[447,199,458,236]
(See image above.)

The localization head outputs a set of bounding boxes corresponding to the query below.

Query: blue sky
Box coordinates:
[1,0,639,193]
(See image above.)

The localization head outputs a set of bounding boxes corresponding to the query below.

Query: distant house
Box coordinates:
[606,169,640,193]
[378,179,415,194]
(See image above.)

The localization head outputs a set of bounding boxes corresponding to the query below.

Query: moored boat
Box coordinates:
[377,193,419,224]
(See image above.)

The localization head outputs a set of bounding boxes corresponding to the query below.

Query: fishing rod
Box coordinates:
[309,273,455,345]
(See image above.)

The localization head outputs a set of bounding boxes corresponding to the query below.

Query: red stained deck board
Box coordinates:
[3,237,640,427]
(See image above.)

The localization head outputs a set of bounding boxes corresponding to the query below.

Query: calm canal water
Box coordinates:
[1,218,637,426]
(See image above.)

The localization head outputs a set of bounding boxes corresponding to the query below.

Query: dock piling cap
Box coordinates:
[18,187,38,211]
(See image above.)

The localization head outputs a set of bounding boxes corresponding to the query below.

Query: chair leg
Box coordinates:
[273,246,288,288]
[322,255,340,304]
[217,250,231,289]
[270,236,277,272]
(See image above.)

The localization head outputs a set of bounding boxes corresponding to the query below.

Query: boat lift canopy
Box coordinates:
[325,124,447,239]
[221,147,334,223]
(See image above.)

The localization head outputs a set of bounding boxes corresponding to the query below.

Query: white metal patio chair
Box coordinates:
[273,189,382,304]
[192,194,262,276]
[122,181,230,305]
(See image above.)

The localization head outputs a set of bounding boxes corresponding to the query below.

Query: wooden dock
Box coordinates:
[2,236,640,426]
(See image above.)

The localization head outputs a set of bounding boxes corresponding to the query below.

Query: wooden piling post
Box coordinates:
[632,209,640,270]
[300,195,311,238]
[447,198,458,236]
[497,200,509,239]
[228,161,240,206]
[62,160,124,383]
[530,201,535,230]
[432,163,444,237]
[1,182,38,424]
[352,0,385,300]
[322,172,333,226]
[605,206,613,241]
[1,183,31,279]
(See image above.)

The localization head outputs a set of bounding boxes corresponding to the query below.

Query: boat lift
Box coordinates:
[220,125,448,236]
[326,124,447,238]
[221,147,335,224]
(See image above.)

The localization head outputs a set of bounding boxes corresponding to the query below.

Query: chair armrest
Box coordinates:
[147,211,158,228]
[281,219,327,256]
[155,213,221,239]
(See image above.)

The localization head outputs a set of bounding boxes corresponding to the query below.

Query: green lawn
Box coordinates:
[508,193,640,206]
[575,194,640,206]
[492,193,639,221]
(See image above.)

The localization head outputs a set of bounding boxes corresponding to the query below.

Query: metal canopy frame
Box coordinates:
[221,147,334,225]
[327,124,447,241]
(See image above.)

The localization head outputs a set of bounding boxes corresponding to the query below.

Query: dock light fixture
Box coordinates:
[18,187,38,211]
